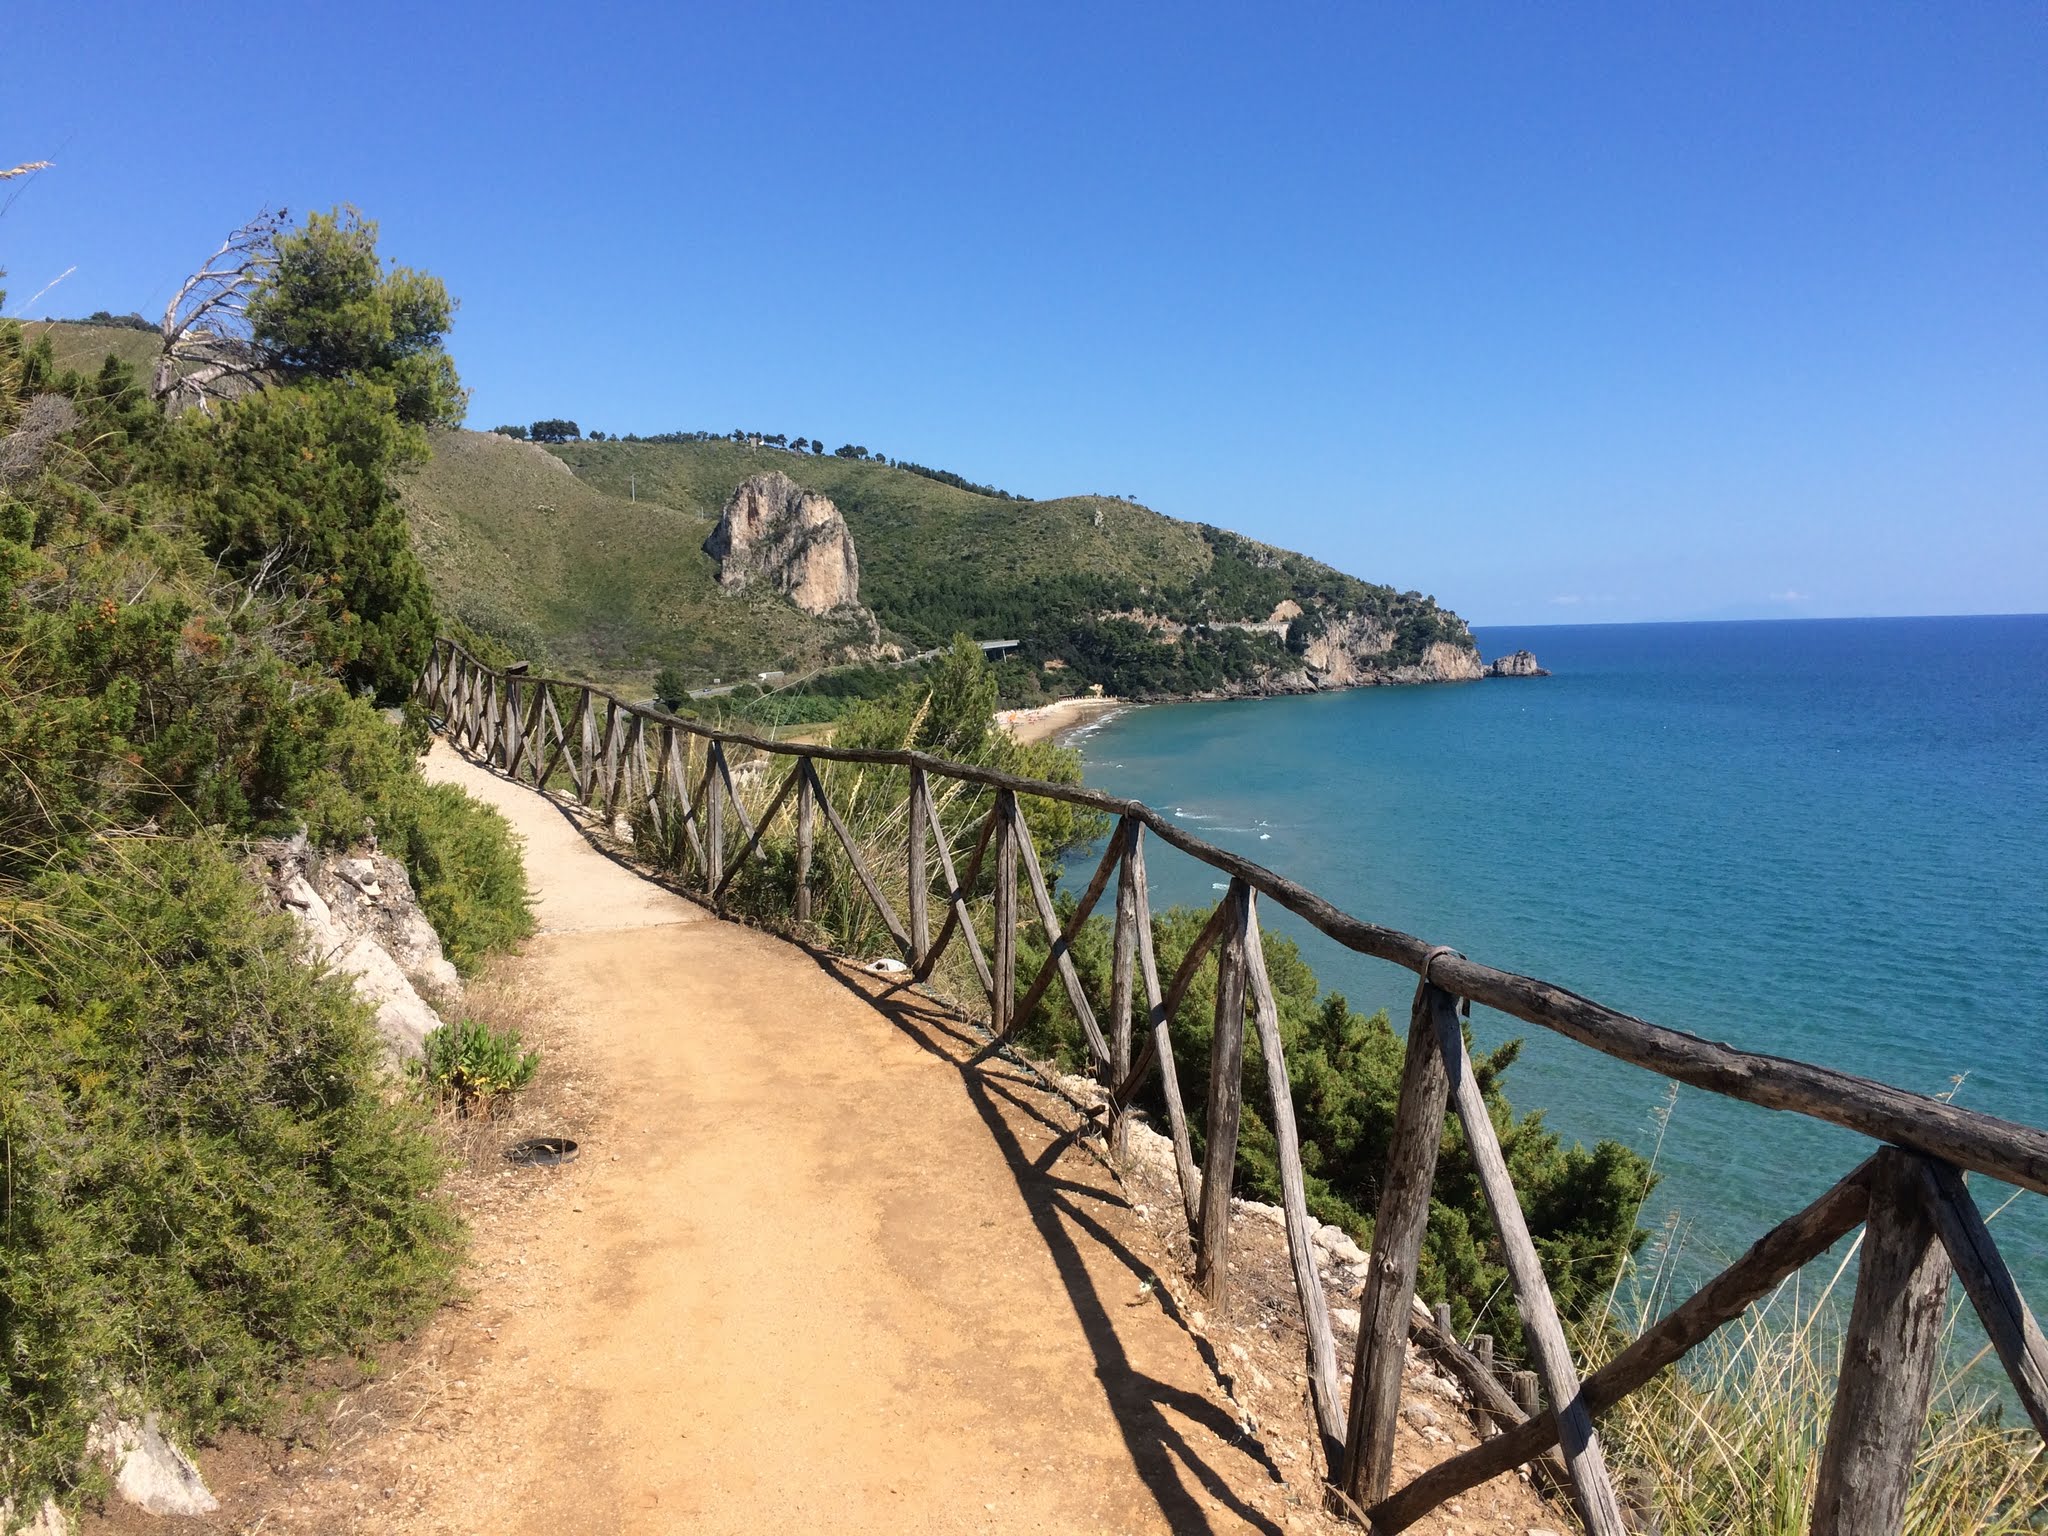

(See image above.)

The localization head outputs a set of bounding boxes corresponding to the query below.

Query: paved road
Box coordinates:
[405,744,1280,1534]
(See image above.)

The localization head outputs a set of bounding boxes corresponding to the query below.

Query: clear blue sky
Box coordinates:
[5,2,2042,624]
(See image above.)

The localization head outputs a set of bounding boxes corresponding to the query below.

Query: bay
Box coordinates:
[1068,615,2048,1302]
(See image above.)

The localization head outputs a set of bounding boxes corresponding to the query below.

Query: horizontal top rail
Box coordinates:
[426,637,2048,1198]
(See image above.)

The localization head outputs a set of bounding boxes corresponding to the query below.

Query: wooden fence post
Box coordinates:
[1810,1148,1953,1536]
[794,758,815,925]
[991,790,1018,1036]
[1434,996,1626,1536]
[500,676,520,772]
[907,766,930,967]
[578,689,598,800]
[1125,830,1202,1236]
[600,700,624,814]
[704,744,726,894]
[1913,1157,2048,1439]
[1193,881,1250,1310]
[1109,822,1139,1160]
[1340,969,1456,1508]
[1509,1372,1540,1419]
[1242,891,1347,1472]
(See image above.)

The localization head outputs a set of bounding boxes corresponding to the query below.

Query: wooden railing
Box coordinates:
[420,637,2048,1535]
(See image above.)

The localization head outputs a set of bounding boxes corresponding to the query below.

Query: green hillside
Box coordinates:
[401,431,871,682]
[554,437,1217,642]
[21,318,158,377]
[437,434,1474,699]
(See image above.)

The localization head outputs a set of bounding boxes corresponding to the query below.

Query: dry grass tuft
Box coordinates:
[1591,1222,2047,1535]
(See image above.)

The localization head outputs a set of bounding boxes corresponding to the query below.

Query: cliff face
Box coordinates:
[704,472,866,618]
[1299,616,1483,687]
[1389,639,1486,684]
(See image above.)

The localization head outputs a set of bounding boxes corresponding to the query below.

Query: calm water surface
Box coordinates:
[1069,616,2048,1297]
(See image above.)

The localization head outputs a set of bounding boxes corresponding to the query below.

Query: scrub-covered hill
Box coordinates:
[405,429,1480,700]
[400,430,872,682]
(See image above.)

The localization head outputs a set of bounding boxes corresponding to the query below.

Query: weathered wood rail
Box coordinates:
[421,637,2048,1534]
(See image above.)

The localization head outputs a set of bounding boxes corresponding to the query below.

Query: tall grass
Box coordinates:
[1589,1214,2047,1534]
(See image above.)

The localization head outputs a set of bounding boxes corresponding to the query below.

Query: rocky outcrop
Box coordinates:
[1485,649,1549,677]
[88,1412,218,1517]
[1387,639,1486,685]
[256,833,460,1063]
[1298,613,1392,685]
[1299,618,1484,688]
[704,472,867,619]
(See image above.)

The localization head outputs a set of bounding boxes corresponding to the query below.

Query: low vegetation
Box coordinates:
[413,1017,542,1118]
[2,200,528,1517]
[1594,1224,2047,1533]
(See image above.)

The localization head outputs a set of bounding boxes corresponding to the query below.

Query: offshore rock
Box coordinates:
[704,472,866,618]
[1485,649,1549,677]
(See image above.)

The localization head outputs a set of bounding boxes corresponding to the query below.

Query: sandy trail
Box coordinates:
[394,744,1282,1534]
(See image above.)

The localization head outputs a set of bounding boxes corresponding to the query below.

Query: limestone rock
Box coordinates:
[1486,648,1550,677]
[704,472,867,618]
[1299,617,1485,688]
[0,1496,70,1535]
[1299,612,1394,686]
[256,834,460,1063]
[89,1413,218,1518]
[1393,638,1486,684]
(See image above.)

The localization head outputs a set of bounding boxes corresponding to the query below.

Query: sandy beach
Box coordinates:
[996,695,1132,746]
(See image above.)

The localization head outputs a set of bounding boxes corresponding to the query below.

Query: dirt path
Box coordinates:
[362,744,1288,1533]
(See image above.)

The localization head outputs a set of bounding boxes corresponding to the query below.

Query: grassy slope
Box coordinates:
[22,320,158,376]
[401,431,866,684]
[554,440,1217,635]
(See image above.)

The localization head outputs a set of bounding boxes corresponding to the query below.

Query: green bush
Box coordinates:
[1021,903,1654,1353]
[0,211,526,1517]
[412,1018,540,1117]
[157,379,438,702]
[0,836,459,1506]
[383,781,533,974]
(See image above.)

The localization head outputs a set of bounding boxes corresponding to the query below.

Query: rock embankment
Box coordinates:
[1485,649,1549,677]
[703,471,869,620]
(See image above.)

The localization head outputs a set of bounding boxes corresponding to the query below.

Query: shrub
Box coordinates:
[0,836,459,1506]
[412,1018,540,1117]
[388,780,534,973]
[158,380,438,702]
[1023,904,1654,1352]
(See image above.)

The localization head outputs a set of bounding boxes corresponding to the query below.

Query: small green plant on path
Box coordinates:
[413,1018,541,1118]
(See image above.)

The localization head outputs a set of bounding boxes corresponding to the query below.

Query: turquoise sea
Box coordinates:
[1068,615,2048,1303]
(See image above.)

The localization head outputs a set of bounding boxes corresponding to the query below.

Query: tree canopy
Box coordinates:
[248,206,465,428]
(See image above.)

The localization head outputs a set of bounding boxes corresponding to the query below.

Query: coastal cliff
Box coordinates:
[1299,614,1485,687]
